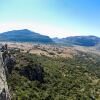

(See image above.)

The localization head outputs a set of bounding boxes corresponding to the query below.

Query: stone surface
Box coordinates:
[0,52,10,100]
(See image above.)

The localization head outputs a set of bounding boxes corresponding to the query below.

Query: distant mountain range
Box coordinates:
[53,36,100,46]
[0,29,53,43]
[0,29,100,46]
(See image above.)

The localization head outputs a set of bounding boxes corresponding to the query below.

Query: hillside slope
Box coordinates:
[7,49,100,100]
[0,29,53,43]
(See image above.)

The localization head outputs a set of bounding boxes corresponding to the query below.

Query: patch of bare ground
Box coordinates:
[0,42,78,58]
[73,45,100,56]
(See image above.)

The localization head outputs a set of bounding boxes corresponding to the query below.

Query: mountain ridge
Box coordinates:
[0,29,53,43]
[0,29,100,46]
[53,35,100,46]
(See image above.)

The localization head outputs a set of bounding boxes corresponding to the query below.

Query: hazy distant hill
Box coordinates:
[0,29,53,43]
[0,29,100,46]
[53,36,100,46]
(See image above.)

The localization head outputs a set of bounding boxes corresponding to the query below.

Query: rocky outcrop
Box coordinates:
[20,63,44,83]
[0,52,11,100]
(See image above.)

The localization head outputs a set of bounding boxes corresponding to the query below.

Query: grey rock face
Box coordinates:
[0,52,10,100]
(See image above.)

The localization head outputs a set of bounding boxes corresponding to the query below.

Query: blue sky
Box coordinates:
[0,0,100,38]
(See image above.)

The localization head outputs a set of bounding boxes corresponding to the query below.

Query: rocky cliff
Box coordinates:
[0,52,10,100]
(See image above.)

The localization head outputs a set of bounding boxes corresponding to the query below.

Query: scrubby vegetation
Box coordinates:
[7,50,100,100]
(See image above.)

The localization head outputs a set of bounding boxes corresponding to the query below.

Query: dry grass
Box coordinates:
[0,42,78,58]
[2,42,100,58]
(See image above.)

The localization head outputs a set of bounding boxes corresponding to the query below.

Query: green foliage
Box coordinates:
[7,51,100,100]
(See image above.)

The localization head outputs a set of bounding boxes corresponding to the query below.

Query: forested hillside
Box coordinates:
[7,49,100,100]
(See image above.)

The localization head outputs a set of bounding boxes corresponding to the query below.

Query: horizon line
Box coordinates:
[0,28,99,39]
